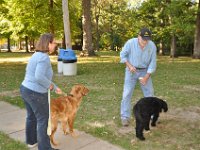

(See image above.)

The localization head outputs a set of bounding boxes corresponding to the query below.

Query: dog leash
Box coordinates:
[61,91,68,96]
[47,89,52,136]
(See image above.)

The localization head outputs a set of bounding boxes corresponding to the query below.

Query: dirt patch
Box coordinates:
[165,106,200,122]
[0,90,20,98]
[117,106,200,135]
[118,126,134,135]
[182,85,200,92]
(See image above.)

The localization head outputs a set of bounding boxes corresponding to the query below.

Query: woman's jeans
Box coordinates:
[121,69,154,120]
[20,85,52,150]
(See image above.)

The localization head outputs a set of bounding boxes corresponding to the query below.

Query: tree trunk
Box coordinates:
[62,33,66,49]
[62,0,72,49]
[0,36,1,52]
[95,15,100,51]
[49,0,54,34]
[25,36,29,52]
[30,39,35,51]
[193,0,200,59]
[110,4,114,51]
[159,40,164,55]
[18,39,23,50]
[94,1,100,51]
[82,0,95,56]
[170,34,177,58]
[7,36,11,52]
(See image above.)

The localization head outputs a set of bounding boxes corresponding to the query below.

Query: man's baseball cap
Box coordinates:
[138,28,152,40]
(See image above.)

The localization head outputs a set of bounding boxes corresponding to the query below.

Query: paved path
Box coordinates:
[0,101,124,150]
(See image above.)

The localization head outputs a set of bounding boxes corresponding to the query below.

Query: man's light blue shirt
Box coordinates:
[22,52,57,93]
[120,38,157,74]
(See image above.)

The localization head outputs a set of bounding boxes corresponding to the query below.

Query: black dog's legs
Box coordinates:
[151,113,159,127]
[135,119,145,140]
[144,116,151,131]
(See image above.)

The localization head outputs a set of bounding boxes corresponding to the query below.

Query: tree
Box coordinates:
[92,0,102,51]
[62,0,72,49]
[0,0,12,52]
[91,0,131,51]
[193,0,200,58]
[137,0,196,57]
[82,0,95,56]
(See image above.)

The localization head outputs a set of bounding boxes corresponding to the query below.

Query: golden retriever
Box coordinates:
[50,84,89,146]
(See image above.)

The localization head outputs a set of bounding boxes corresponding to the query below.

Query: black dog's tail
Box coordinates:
[133,104,143,122]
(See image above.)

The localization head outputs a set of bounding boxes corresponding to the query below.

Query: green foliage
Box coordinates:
[0,131,28,150]
[0,0,12,38]
[136,0,197,54]
[92,0,136,50]
[0,0,199,55]
[0,0,81,41]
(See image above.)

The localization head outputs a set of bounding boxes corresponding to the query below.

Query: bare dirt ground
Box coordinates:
[0,90,20,98]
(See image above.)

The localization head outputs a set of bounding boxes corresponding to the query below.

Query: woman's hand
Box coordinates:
[49,84,54,90]
[55,87,63,95]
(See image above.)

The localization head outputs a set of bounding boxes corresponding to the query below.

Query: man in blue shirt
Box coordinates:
[120,28,157,126]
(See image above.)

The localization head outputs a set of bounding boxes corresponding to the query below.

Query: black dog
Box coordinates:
[133,97,168,140]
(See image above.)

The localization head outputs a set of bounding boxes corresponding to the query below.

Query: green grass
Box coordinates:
[0,131,28,150]
[0,51,200,150]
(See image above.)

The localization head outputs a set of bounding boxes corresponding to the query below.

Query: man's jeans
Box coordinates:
[121,69,154,120]
[20,85,52,150]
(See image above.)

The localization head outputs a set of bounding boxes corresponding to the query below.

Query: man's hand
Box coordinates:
[125,61,136,73]
[139,73,151,85]
[128,65,137,73]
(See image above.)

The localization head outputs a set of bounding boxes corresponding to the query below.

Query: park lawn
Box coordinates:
[0,51,200,150]
[0,131,28,150]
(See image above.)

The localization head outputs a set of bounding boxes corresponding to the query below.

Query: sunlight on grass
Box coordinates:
[1,52,199,64]
[157,56,200,63]
[87,121,105,128]
[0,52,120,64]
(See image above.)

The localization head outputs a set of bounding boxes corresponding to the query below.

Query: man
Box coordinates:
[120,27,157,126]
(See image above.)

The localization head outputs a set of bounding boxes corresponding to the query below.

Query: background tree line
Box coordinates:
[0,0,200,58]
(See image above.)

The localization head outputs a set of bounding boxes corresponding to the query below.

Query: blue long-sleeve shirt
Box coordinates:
[120,38,157,74]
[22,52,57,93]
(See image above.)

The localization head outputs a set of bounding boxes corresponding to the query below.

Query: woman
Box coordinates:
[20,33,62,150]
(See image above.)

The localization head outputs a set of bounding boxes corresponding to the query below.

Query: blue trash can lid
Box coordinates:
[62,48,77,61]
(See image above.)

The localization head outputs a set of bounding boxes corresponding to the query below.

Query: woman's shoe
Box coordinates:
[27,143,38,148]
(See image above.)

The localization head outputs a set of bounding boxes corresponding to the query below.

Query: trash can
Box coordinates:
[57,49,65,74]
[62,49,77,76]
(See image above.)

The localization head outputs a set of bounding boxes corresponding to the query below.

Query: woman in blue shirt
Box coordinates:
[20,33,62,150]
[120,28,157,127]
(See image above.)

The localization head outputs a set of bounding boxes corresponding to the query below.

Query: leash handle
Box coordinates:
[47,89,52,136]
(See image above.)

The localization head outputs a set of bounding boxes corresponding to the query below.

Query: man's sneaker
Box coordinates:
[121,119,130,127]
[27,143,38,148]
